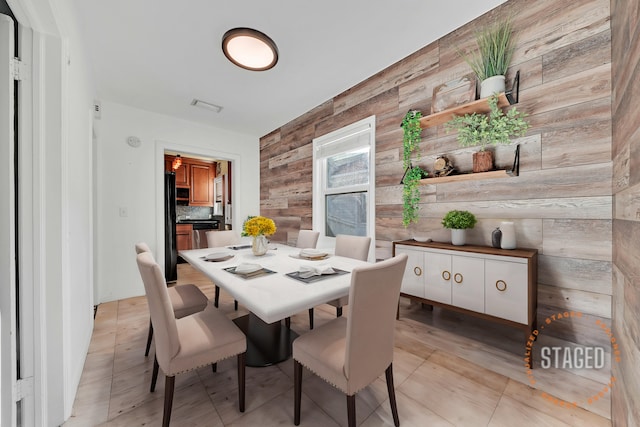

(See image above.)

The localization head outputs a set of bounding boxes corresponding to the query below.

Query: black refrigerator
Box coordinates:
[164,172,178,283]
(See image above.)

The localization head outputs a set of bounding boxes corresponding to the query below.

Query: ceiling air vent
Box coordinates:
[190,99,223,113]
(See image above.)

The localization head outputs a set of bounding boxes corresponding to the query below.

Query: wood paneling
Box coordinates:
[260,0,620,397]
[612,0,640,423]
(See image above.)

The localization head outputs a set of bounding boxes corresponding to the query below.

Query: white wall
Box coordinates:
[94,101,259,303]
[57,2,96,420]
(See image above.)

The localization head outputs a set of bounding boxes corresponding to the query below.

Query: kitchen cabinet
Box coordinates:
[393,240,537,341]
[176,224,192,251]
[189,162,214,206]
[164,155,214,206]
[174,163,190,187]
[165,155,190,187]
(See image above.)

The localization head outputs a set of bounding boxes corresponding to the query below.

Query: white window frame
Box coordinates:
[312,115,376,261]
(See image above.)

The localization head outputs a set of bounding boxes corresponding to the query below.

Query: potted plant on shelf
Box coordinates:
[442,210,477,246]
[401,110,428,228]
[445,94,529,173]
[459,19,515,99]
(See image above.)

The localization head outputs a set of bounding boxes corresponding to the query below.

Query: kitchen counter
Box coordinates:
[176,218,219,224]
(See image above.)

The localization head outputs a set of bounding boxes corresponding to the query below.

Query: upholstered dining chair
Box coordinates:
[293,253,408,427]
[288,230,320,329]
[136,252,247,427]
[296,229,320,249]
[135,242,208,357]
[307,235,371,329]
[205,230,241,310]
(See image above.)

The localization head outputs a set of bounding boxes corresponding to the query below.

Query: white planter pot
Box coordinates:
[480,75,506,98]
[451,229,466,246]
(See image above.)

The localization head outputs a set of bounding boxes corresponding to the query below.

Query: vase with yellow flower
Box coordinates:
[242,215,277,256]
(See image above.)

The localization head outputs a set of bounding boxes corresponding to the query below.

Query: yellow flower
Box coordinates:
[242,216,276,237]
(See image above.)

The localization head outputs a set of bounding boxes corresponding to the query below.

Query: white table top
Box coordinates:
[179,244,369,324]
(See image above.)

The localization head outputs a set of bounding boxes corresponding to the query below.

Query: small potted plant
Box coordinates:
[445,94,529,172]
[459,19,515,98]
[442,210,477,245]
[401,110,429,228]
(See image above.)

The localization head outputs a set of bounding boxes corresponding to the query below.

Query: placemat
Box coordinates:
[288,253,331,261]
[285,268,349,284]
[224,266,277,279]
[203,255,234,262]
[228,244,252,250]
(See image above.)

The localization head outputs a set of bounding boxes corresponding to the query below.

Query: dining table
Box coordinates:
[179,243,369,367]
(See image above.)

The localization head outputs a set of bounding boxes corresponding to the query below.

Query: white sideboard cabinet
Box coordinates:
[393,240,538,340]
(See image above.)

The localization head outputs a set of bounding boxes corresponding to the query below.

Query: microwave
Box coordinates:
[176,187,189,205]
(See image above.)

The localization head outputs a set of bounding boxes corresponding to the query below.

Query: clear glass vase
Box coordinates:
[252,235,268,256]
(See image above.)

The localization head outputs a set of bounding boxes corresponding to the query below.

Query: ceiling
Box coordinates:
[71,0,506,138]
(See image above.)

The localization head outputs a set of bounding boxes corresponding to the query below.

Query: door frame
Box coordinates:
[0,12,18,427]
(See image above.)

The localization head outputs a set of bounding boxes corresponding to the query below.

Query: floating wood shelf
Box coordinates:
[419,145,521,184]
[419,92,510,129]
[419,169,512,184]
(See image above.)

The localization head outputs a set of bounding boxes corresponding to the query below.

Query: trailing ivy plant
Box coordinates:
[401,110,427,227]
[402,110,422,167]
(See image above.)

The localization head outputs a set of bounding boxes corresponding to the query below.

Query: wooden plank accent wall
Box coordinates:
[260,0,617,395]
[611,0,640,424]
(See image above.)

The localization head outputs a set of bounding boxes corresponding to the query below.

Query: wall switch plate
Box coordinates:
[119,207,128,217]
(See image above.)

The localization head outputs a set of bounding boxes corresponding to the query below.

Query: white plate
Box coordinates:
[205,252,231,261]
[234,263,262,274]
[300,249,328,258]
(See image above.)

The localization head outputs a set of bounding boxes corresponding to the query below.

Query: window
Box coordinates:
[312,116,375,260]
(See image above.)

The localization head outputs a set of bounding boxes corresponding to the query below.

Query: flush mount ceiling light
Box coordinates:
[222,27,279,71]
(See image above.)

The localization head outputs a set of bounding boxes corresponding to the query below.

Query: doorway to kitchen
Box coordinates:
[162,150,233,280]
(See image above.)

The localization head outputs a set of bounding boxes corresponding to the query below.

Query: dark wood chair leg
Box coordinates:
[144,319,154,357]
[237,352,246,412]
[385,364,400,427]
[150,355,159,392]
[336,306,343,317]
[346,394,356,427]
[308,308,314,330]
[162,375,175,427]
[214,285,220,307]
[294,360,303,425]
[234,299,238,311]
[212,363,217,373]
[285,317,291,329]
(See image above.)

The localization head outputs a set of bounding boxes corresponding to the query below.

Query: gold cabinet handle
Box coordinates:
[454,273,463,284]
[413,266,422,276]
[496,280,507,292]
[442,270,451,281]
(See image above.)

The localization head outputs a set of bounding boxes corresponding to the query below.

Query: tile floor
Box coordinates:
[64,263,612,426]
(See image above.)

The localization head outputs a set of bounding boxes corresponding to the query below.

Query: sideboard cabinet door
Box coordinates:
[396,246,425,298]
[485,259,528,324]
[424,252,453,305]
[451,255,485,313]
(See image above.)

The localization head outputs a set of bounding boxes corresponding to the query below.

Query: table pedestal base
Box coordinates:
[233,313,298,367]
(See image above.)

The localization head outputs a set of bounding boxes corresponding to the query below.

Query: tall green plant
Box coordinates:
[401,110,426,227]
[460,19,514,81]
